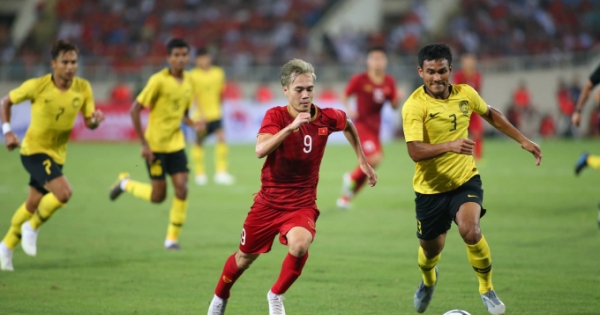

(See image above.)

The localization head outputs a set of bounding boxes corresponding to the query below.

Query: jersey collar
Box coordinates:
[286,104,319,122]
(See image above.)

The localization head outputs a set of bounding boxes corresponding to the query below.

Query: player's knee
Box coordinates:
[174,185,188,200]
[288,238,311,257]
[422,247,442,259]
[151,191,166,203]
[459,225,482,245]
[54,188,72,204]
[235,251,258,270]
[368,153,383,167]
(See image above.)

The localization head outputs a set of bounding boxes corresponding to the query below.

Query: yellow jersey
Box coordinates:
[402,84,488,194]
[9,74,95,165]
[136,68,194,153]
[189,66,225,122]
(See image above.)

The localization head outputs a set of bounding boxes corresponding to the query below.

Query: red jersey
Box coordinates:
[345,73,398,135]
[452,70,482,92]
[254,105,347,211]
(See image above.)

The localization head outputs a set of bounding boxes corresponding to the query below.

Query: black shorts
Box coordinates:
[414,175,486,240]
[197,119,223,138]
[146,149,189,180]
[21,154,64,194]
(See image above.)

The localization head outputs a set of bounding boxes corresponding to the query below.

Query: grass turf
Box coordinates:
[0,139,598,315]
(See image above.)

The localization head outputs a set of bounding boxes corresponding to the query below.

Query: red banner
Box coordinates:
[70,103,148,141]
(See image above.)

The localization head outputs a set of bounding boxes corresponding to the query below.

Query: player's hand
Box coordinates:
[141,143,154,164]
[448,138,475,155]
[92,110,105,124]
[359,161,377,187]
[571,112,581,127]
[4,131,19,151]
[194,120,206,133]
[289,112,311,130]
[520,139,542,166]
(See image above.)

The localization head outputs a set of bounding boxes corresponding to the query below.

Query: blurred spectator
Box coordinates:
[254,80,274,103]
[539,114,556,138]
[317,85,338,101]
[512,81,537,135]
[110,82,133,103]
[513,80,532,109]
[556,79,575,137]
[223,80,243,100]
[569,76,582,107]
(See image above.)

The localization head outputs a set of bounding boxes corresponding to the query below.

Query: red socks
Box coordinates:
[271,252,309,295]
[215,253,245,299]
[350,167,367,195]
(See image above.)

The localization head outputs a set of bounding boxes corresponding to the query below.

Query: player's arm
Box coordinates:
[406,140,474,162]
[255,112,311,159]
[342,77,358,119]
[571,80,596,127]
[403,99,473,161]
[81,83,104,130]
[182,109,204,132]
[343,119,377,186]
[390,78,401,110]
[130,100,154,163]
[480,105,542,165]
[0,94,19,150]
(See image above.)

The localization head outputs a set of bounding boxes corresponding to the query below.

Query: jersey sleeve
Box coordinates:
[466,85,488,115]
[322,108,347,132]
[590,63,600,86]
[402,99,425,142]
[80,80,96,118]
[258,108,282,135]
[344,75,360,96]
[8,78,38,104]
[136,75,161,107]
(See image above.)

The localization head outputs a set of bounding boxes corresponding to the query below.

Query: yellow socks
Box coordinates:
[466,235,493,294]
[166,197,188,242]
[215,142,229,173]
[192,144,206,176]
[418,246,440,287]
[2,203,33,249]
[124,180,152,202]
[587,155,600,170]
[30,193,64,230]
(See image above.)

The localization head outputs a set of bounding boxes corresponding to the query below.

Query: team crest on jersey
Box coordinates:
[459,100,469,115]
[364,84,373,92]
[72,97,81,108]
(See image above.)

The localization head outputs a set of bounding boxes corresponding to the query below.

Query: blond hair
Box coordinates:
[280,58,317,86]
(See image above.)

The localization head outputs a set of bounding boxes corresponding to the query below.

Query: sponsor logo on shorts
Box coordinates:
[468,194,478,198]
[307,221,315,229]
[222,276,232,283]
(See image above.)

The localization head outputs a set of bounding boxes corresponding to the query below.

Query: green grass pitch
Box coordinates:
[0,139,598,315]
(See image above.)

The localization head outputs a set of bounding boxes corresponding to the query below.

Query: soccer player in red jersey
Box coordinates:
[206,59,377,315]
[453,54,484,162]
[336,47,400,209]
